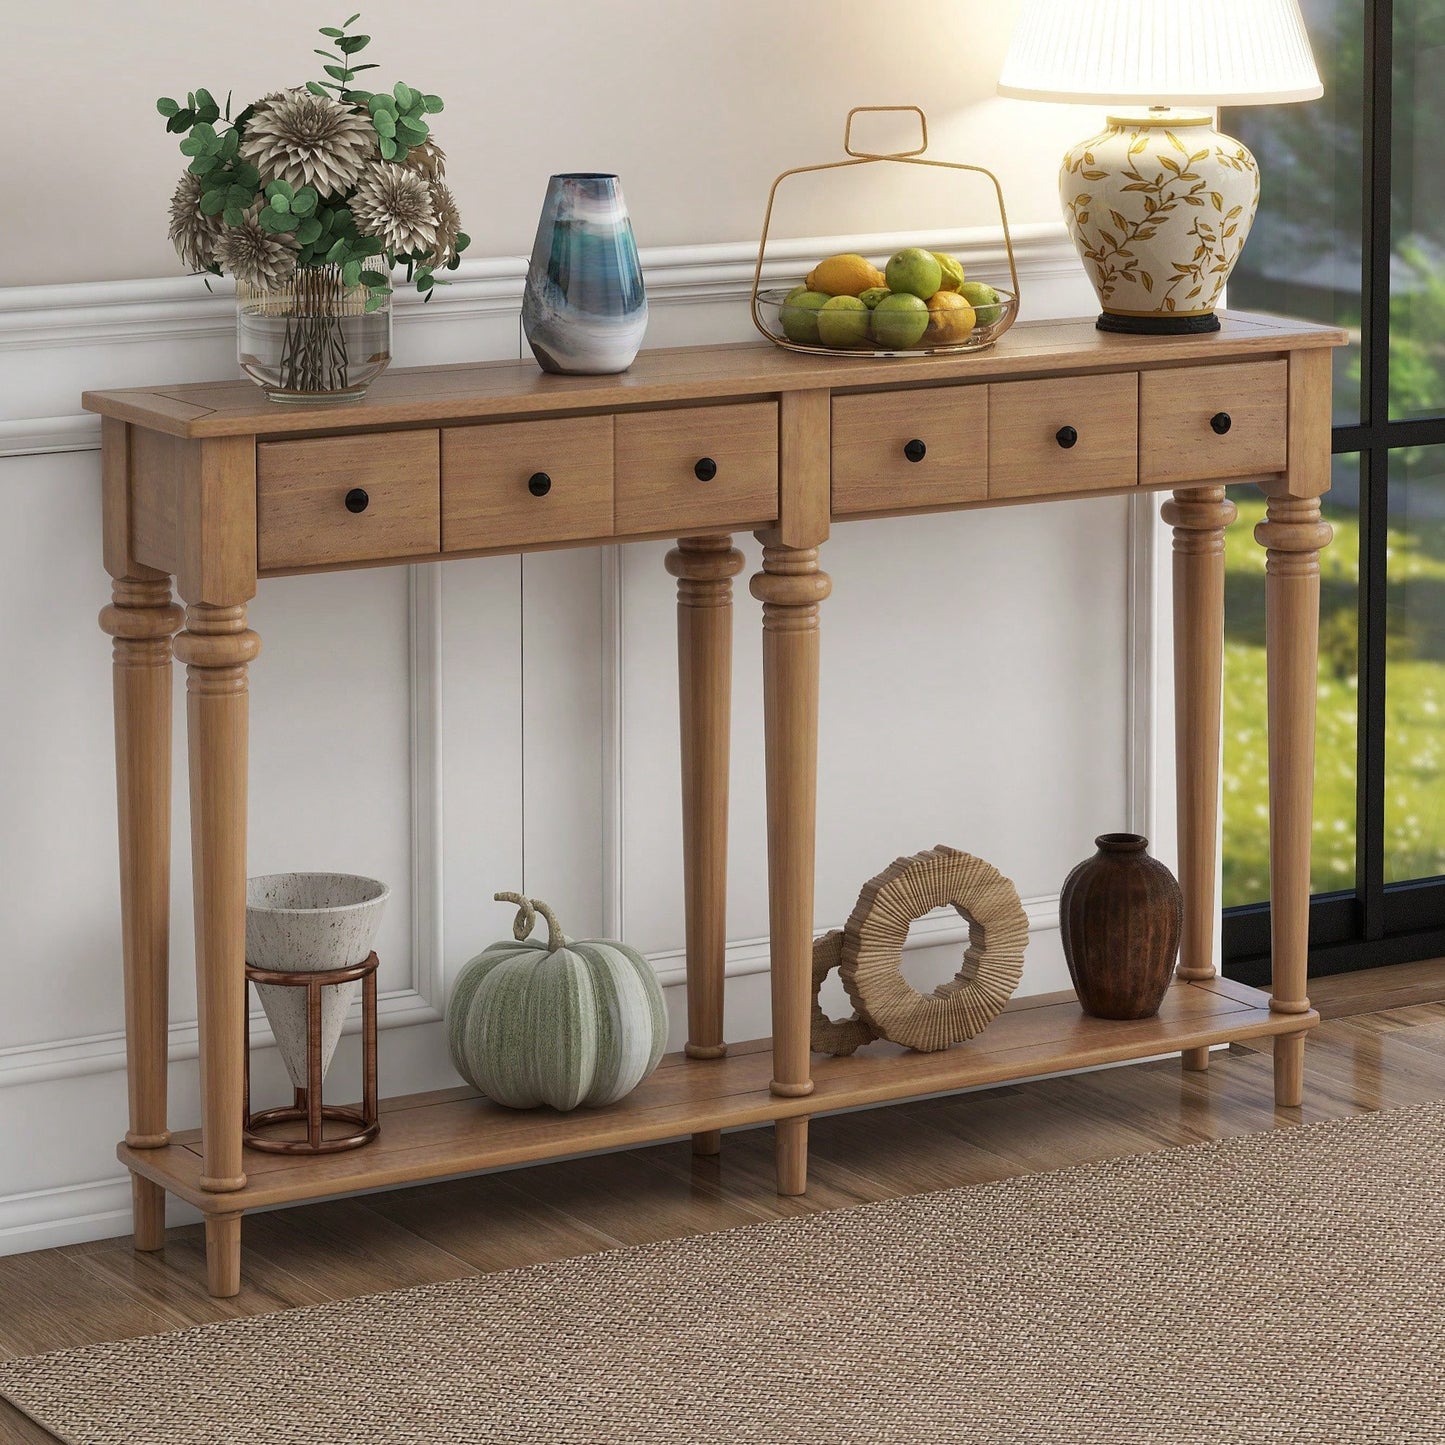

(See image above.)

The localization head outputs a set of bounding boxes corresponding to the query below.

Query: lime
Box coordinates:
[933,252,966,291]
[959,281,1002,326]
[816,295,871,348]
[779,290,830,345]
[885,247,943,300]
[858,287,889,310]
[870,291,930,349]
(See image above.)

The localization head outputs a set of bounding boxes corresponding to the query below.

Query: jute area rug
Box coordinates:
[4,1101,1445,1445]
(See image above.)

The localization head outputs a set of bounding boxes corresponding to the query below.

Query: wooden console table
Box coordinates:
[86,312,1342,1297]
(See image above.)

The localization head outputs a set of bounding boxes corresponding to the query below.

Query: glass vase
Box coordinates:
[522,173,647,375]
[236,264,392,404]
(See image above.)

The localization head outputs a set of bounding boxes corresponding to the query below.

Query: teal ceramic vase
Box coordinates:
[522,172,648,375]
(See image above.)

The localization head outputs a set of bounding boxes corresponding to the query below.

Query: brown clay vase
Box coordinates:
[1060,833,1182,1020]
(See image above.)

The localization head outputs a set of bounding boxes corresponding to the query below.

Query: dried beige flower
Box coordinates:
[350,162,439,257]
[216,205,300,291]
[239,89,376,195]
[167,171,222,273]
[427,181,462,267]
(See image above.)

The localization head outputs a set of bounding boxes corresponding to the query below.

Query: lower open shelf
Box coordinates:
[121,975,1316,1214]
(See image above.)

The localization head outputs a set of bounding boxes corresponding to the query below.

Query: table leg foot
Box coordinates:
[775,1116,808,1196]
[692,1129,722,1157]
[205,1213,243,1298]
[1274,1031,1306,1108]
[1181,1045,1211,1072]
[131,1176,166,1253]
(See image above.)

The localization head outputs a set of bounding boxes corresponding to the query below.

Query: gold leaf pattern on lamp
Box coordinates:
[1060,121,1260,319]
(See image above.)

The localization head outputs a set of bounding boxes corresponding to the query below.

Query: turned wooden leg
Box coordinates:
[101,576,184,1250]
[205,1213,243,1299]
[751,539,829,1195]
[174,604,260,1229]
[1162,486,1236,1076]
[1257,492,1331,1106]
[666,535,744,1158]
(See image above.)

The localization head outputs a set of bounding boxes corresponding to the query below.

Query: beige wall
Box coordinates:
[5,0,1103,285]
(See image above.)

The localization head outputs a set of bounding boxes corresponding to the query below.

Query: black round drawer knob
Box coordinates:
[694,457,718,482]
[903,438,927,464]
[344,488,369,514]
[1210,411,1233,435]
[528,472,552,497]
[1056,425,1079,449]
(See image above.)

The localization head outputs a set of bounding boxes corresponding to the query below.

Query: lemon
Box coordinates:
[780,290,830,344]
[933,252,966,291]
[926,290,976,344]
[817,295,871,348]
[870,292,930,349]
[885,247,943,300]
[806,253,888,297]
[858,286,890,310]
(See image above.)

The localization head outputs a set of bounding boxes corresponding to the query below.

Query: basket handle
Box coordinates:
[844,106,928,159]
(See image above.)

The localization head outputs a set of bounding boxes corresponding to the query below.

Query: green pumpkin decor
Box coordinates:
[446,892,668,1111]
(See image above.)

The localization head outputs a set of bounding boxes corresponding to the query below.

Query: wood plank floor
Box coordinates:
[3,959,1443,1444]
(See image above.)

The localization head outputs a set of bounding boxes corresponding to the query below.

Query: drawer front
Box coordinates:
[832,385,988,514]
[442,416,613,552]
[256,430,439,571]
[614,402,779,535]
[1139,360,1288,485]
[989,373,1139,499]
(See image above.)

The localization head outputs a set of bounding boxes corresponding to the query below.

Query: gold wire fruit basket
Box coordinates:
[751,106,1021,358]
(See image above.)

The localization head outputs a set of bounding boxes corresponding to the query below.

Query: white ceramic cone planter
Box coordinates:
[245,873,389,1089]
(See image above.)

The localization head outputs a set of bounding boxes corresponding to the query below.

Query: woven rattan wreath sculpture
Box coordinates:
[810,929,878,1057]
[831,844,1028,1053]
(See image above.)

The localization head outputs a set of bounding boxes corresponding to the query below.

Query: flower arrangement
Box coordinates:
[157,14,469,396]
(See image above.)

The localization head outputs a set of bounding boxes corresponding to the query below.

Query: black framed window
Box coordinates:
[1223,0,1445,983]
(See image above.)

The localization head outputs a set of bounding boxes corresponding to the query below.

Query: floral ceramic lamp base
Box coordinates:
[1060,112,1260,335]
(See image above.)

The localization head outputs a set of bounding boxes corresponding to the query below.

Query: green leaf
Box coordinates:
[296,217,324,245]
[326,237,350,264]
[454,232,470,252]
[228,183,255,207]
[233,161,261,189]
[372,108,396,138]
[178,136,207,156]
[291,187,318,216]
[359,268,389,287]
[363,293,387,313]
[347,63,379,73]
[306,80,330,97]
[191,121,217,143]
[269,193,291,214]
[416,272,434,292]
[223,205,246,227]
[393,80,413,109]
[344,12,361,26]
[259,206,295,233]
[337,34,370,52]
[395,118,428,148]
[324,63,351,81]
[265,178,294,199]
[166,112,193,133]
[342,259,362,287]
[319,26,344,36]
[200,188,229,216]
[156,97,179,117]
[368,92,394,115]
[195,87,215,109]
[422,94,444,113]
[188,153,220,175]
[378,136,397,161]
[354,235,383,256]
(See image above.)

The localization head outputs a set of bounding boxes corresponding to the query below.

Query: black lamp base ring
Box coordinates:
[1096,311,1221,336]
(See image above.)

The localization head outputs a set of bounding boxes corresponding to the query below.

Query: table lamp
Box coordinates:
[998,0,1322,334]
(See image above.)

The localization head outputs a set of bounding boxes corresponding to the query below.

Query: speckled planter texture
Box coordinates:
[245,873,389,1090]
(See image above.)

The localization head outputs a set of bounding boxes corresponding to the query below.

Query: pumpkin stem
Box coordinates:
[494,891,536,942]
[528,897,567,953]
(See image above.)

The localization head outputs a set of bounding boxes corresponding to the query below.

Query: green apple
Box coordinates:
[959,281,1003,326]
[870,291,930,349]
[816,294,871,348]
[885,247,943,300]
[779,289,830,345]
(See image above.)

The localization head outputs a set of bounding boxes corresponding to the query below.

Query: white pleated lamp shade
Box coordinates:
[998,0,1323,107]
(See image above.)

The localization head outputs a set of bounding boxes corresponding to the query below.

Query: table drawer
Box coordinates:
[442,416,614,552]
[989,373,1139,499]
[1139,360,1288,485]
[256,431,439,571]
[832,385,988,514]
[614,402,779,535]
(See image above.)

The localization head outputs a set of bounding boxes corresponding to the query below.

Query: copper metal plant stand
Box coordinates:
[243,952,380,1155]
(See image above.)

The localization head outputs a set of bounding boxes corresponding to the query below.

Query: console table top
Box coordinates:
[83,311,1344,440]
